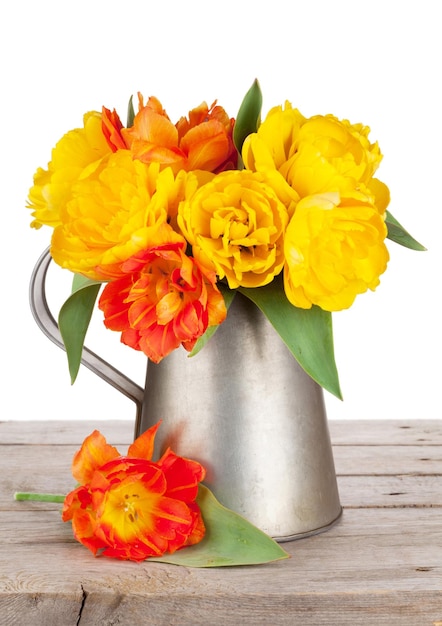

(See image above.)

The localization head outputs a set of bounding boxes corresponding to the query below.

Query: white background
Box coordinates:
[1,0,440,424]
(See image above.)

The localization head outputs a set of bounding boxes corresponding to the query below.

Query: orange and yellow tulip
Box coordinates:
[62,422,206,561]
[98,222,226,362]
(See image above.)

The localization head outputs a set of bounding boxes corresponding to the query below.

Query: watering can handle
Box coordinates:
[29,247,145,427]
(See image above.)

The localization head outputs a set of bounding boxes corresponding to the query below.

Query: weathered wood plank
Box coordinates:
[5,442,442,483]
[5,475,442,511]
[2,506,441,543]
[2,588,442,626]
[1,594,83,626]
[339,475,442,508]
[2,449,442,510]
[0,420,134,445]
[1,508,442,625]
[333,444,442,475]
[1,419,442,446]
[329,419,442,446]
[73,590,442,626]
[1,521,441,592]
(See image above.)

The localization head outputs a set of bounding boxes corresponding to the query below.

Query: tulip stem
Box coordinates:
[14,492,65,503]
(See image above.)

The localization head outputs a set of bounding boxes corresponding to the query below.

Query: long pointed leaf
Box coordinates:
[150,485,289,567]
[126,94,135,128]
[58,276,102,384]
[238,280,342,399]
[386,210,426,251]
[233,79,263,168]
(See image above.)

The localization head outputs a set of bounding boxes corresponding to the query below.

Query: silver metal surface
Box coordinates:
[136,291,342,539]
[30,248,342,540]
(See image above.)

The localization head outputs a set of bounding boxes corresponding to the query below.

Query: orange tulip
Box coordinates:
[98,223,227,362]
[62,423,206,561]
[122,94,237,174]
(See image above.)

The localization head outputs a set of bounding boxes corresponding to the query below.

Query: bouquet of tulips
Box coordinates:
[27,80,424,398]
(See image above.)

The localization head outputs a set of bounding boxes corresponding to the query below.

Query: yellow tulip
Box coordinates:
[178,169,297,288]
[243,102,388,212]
[27,112,111,229]
[51,151,188,280]
[283,190,389,311]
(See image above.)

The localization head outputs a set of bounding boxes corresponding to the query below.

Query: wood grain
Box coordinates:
[2,418,441,445]
[1,420,441,626]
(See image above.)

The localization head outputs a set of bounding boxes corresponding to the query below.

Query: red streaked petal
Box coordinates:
[138,323,182,363]
[159,449,206,497]
[182,501,206,548]
[62,485,91,521]
[71,508,107,556]
[101,106,127,152]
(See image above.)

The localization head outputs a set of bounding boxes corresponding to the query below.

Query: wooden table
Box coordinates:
[1,419,441,625]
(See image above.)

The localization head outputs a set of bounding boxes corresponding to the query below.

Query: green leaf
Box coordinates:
[188,285,236,357]
[58,275,103,384]
[71,273,98,292]
[150,485,289,567]
[233,79,263,167]
[386,210,426,251]
[238,279,342,399]
[127,94,135,128]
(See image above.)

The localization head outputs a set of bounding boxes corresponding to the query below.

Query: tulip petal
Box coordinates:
[127,421,161,460]
[71,430,120,484]
[63,422,207,561]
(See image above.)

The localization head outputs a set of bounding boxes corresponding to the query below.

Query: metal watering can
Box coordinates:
[30,247,342,541]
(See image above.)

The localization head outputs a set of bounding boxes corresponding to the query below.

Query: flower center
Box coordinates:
[123,492,140,524]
